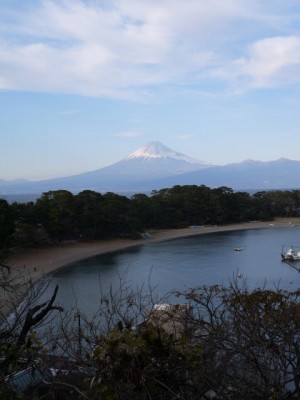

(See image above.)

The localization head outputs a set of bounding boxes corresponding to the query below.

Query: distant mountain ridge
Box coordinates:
[1,142,300,195]
[145,157,300,190]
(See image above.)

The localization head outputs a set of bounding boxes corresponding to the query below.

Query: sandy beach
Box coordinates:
[5,218,300,282]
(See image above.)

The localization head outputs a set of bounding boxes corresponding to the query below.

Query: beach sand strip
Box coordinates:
[5,218,299,282]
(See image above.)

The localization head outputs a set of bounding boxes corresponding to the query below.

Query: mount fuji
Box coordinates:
[100,141,210,178]
[0,142,211,194]
[1,141,300,196]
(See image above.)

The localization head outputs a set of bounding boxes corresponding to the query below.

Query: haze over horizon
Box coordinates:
[1,1,300,181]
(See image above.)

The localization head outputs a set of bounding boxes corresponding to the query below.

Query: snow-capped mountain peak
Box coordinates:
[124,141,204,164]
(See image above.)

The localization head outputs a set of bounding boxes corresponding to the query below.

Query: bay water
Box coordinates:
[42,226,300,315]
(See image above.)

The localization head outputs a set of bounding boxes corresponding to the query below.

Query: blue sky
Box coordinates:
[1,0,300,181]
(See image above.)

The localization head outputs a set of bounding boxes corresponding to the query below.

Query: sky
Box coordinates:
[1,0,300,181]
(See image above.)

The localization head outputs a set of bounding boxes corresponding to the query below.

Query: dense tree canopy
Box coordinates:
[2,186,300,251]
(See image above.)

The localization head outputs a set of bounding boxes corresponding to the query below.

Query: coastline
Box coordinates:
[5,218,300,283]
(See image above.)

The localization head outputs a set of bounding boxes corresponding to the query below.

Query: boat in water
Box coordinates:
[234,247,244,252]
[281,247,300,261]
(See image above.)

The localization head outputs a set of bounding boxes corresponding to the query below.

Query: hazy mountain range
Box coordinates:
[1,141,300,196]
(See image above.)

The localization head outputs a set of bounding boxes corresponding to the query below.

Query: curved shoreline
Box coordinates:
[5,218,299,282]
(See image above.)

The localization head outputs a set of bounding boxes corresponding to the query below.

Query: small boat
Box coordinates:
[281,247,300,261]
[234,247,244,252]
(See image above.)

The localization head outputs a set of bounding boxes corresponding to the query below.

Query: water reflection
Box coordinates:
[41,226,300,316]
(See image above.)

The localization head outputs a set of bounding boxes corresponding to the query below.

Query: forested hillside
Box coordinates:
[1,185,300,251]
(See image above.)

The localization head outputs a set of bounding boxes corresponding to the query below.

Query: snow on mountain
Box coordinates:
[2,142,300,196]
[102,141,211,179]
[124,141,205,164]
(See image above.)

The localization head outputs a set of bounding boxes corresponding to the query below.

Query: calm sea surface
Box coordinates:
[43,226,300,315]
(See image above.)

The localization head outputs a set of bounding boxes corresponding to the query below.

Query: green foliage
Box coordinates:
[0,199,14,249]
[35,190,76,241]
[58,283,299,399]
[74,190,104,239]
[90,324,201,399]
[3,186,300,247]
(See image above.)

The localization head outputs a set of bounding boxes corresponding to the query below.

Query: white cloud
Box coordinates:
[0,0,300,97]
[243,36,300,87]
[215,36,300,89]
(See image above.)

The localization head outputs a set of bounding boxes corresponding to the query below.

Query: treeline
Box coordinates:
[1,185,300,248]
